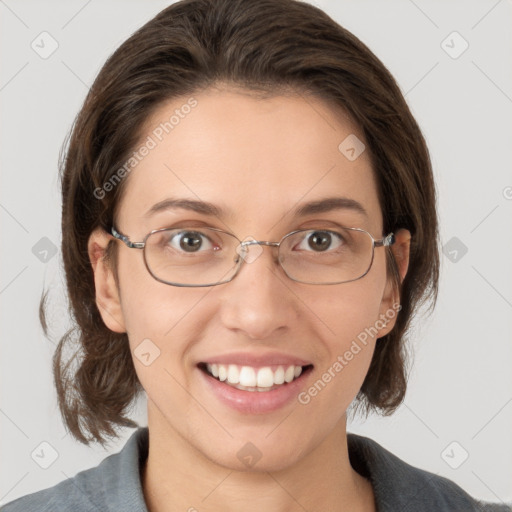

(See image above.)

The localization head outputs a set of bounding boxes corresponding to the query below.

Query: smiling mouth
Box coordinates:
[198,362,314,392]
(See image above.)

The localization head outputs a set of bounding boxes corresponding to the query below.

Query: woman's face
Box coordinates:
[89,86,409,471]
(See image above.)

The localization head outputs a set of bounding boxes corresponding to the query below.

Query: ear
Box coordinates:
[376,228,411,338]
[87,227,126,333]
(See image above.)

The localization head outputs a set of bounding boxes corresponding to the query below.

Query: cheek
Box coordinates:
[299,280,386,422]
[116,252,203,374]
[118,277,204,415]
[310,256,389,387]
[117,249,185,336]
[320,272,387,347]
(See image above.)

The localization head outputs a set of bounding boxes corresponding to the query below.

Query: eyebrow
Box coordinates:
[145,198,224,218]
[294,196,368,218]
[144,196,368,219]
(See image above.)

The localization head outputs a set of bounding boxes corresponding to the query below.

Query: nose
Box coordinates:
[217,242,299,340]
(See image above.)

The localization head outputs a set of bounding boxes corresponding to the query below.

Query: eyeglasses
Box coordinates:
[109,225,395,287]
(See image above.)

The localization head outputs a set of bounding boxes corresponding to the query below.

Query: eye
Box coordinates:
[296,230,345,252]
[166,230,217,253]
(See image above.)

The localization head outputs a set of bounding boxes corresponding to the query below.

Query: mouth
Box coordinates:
[198,362,314,392]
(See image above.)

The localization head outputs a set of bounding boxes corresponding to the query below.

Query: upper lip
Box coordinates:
[199,351,313,368]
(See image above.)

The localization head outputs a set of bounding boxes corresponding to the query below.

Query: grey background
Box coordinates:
[1,0,511,506]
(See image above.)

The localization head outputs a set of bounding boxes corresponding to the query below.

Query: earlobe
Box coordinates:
[87,228,126,333]
[376,228,411,337]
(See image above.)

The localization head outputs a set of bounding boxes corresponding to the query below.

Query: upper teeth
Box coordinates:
[206,363,303,387]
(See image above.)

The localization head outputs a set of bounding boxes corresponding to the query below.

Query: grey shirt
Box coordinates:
[1,427,510,511]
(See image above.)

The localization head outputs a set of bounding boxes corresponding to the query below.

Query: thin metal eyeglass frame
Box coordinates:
[109,225,395,287]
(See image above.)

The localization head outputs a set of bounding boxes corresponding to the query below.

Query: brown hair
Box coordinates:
[42,0,439,446]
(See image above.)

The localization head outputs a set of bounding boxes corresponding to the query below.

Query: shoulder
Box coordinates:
[347,432,511,512]
[0,428,149,512]
[0,474,100,512]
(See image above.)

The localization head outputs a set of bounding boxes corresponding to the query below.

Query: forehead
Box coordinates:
[116,87,382,235]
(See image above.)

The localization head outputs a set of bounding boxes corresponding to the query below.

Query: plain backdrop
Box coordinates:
[1,0,511,507]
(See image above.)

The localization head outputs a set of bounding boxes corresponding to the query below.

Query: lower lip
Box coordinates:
[198,366,313,414]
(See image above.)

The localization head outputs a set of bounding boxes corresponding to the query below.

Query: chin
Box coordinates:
[195,434,311,474]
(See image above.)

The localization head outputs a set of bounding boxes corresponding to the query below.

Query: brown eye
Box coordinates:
[171,230,215,253]
[178,231,204,252]
[297,230,344,252]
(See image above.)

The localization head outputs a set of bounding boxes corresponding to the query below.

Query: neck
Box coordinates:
[141,406,375,512]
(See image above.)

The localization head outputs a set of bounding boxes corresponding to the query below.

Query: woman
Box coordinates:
[2,0,509,510]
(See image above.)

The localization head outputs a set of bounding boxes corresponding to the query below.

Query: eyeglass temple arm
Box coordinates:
[110,226,145,249]
[375,233,395,248]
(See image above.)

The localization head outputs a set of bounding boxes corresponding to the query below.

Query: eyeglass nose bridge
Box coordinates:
[235,238,282,266]
[240,239,280,248]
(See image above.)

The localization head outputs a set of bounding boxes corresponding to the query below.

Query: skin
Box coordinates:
[88,85,411,512]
